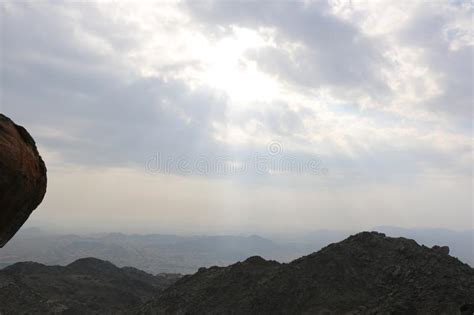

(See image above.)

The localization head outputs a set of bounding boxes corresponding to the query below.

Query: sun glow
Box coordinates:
[104,4,280,110]
[201,27,279,107]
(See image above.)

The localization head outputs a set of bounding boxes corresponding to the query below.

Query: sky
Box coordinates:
[0,0,472,235]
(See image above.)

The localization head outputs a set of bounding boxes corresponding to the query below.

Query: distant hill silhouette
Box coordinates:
[0,257,180,314]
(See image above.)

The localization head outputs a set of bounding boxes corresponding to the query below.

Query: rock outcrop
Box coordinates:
[0,114,47,247]
[140,232,474,314]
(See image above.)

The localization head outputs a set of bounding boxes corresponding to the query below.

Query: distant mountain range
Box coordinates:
[0,228,307,274]
[1,227,472,274]
[1,232,473,314]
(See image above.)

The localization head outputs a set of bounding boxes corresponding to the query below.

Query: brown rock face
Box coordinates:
[0,114,47,247]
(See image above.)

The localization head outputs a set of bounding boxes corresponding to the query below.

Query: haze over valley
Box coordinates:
[1,226,472,274]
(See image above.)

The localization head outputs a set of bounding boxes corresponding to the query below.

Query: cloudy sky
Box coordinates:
[1,1,472,234]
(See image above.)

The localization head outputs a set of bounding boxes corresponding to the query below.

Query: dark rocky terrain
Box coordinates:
[140,232,474,314]
[1,232,473,314]
[0,114,47,247]
[0,257,180,314]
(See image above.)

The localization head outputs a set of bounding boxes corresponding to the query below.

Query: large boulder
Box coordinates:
[0,114,47,247]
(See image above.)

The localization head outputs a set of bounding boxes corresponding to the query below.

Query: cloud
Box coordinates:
[395,1,473,118]
[184,0,472,119]
[0,1,472,231]
[2,1,471,176]
[1,1,228,169]
[181,0,472,176]
[184,1,389,95]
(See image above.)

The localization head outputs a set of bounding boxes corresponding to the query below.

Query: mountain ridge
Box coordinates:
[139,231,474,314]
[3,226,472,275]
[1,231,473,314]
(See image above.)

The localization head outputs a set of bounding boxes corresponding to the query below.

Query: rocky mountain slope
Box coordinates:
[140,232,474,314]
[0,257,180,314]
